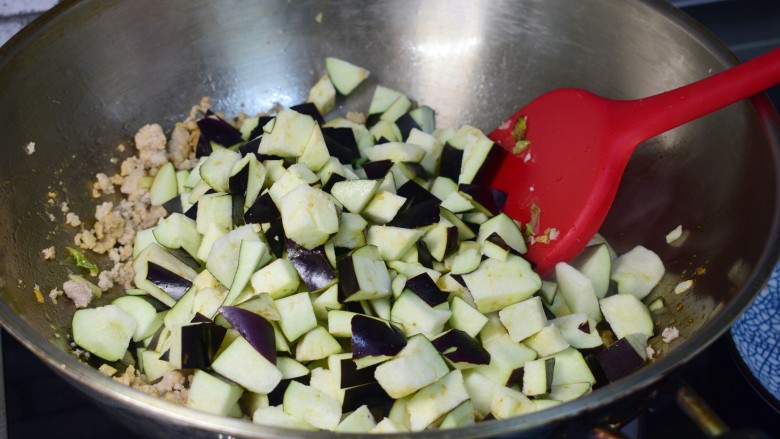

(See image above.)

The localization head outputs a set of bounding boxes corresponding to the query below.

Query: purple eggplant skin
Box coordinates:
[321,172,347,194]
[595,337,645,383]
[375,136,392,145]
[506,367,524,387]
[402,162,428,181]
[342,381,394,413]
[485,232,513,253]
[285,239,337,291]
[450,273,466,287]
[197,113,243,147]
[337,256,361,302]
[147,326,166,352]
[244,192,281,224]
[231,194,246,227]
[184,202,198,221]
[264,220,286,258]
[322,127,360,164]
[491,188,508,213]
[405,273,448,307]
[395,113,422,140]
[228,162,250,195]
[179,322,216,369]
[339,359,380,389]
[444,226,459,258]
[387,198,441,229]
[362,160,393,179]
[416,240,434,269]
[290,102,325,125]
[195,133,213,158]
[459,184,501,215]
[365,113,381,128]
[267,376,311,406]
[397,180,441,208]
[219,306,277,364]
[439,143,463,182]
[248,116,274,141]
[578,321,591,334]
[162,196,183,215]
[351,314,407,360]
[431,329,491,366]
[146,262,193,301]
[238,138,262,157]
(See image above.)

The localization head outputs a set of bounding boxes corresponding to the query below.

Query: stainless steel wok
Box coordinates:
[0,0,778,437]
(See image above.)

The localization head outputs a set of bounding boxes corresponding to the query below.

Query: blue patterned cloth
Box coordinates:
[731,263,780,404]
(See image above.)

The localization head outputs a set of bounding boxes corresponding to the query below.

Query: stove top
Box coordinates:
[1,0,779,437]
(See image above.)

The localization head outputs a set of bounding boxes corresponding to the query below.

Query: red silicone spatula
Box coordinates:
[487,47,780,275]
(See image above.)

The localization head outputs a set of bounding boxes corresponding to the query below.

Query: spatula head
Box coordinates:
[486,88,632,275]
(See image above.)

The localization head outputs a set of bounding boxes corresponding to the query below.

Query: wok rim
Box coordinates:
[1,0,779,437]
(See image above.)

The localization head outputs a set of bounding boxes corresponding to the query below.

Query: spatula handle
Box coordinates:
[616,47,780,146]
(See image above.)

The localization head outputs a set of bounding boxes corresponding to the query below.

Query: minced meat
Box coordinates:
[62,279,94,308]
[134,124,169,174]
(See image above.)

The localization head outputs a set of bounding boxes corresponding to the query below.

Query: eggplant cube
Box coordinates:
[390,291,451,338]
[461,255,541,313]
[374,334,449,399]
[407,370,470,431]
[283,381,343,431]
[252,406,317,430]
[330,212,368,249]
[366,226,424,261]
[259,109,315,158]
[524,325,571,357]
[521,357,555,396]
[463,370,500,419]
[595,333,648,382]
[555,262,603,323]
[72,305,137,362]
[599,293,654,339]
[210,336,283,394]
[439,400,476,429]
[330,179,381,213]
[546,347,596,386]
[299,124,330,173]
[490,385,536,420]
[275,292,318,342]
[186,370,244,416]
[338,255,392,302]
[475,334,537,385]
[295,326,343,362]
[307,75,336,115]
[250,258,301,299]
[477,213,527,255]
[498,296,547,343]
[362,191,407,224]
[449,296,489,338]
[610,245,665,300]
[278,184,339,249]
[325,57,369,96]
[335,405,377,433]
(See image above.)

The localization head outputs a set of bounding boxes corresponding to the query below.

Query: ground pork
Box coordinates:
[135,124,169,173]
[346,111,366,125]
[62,279,94,308]
[92,173,116,198]
[662,326,680,343]
[49,287,63,305]
[113,366,191,405]
[65,212,81,227]
[167,123,197,170]
[41,246,55,260]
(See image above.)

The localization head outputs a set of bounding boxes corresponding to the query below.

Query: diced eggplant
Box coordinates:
[333,356,380,389]
[195,133,213,158]
[186,370,244,416]
[341,382,394,414]
[285,239,337,292]
[595,333,648,382]
[289,102,325,125]
[490,384,536,420]
[570,243,612,299]
[325,57,369,96]
[387,198,440,229]
[362,160,394,179]
[439,143,463,182]
[169,321,224,370]
[338,255,391,302]
[449,296,489,338]
[219,306,277,364]
[477,213,527,255]
[321,126,361,164]
[295,326,342,362]
[307,75,336,116]
[244,192,281,224]
[264,220,286,258]
[459,184,501,216]
[72,305,137,362]
[206,224,265,289]
[546,347,596,386]
[278,184,339,249]
[610,245,665,300]
[149,162,178,206]
[556,262,603,323]
[404,273,447,307]
[374,334,449,400]
[521,357,555,396]
[275,292,318,343]
[330,179,381,213]
[250,258,300,299]
[197,113,243,147]
[211,335,282,395]
[146,262,194,302]
[461,255,541,314]
[366,226,424,261]
[390,291,451,338]
[524,325,570,357]
[407,370,469,431]
[362,191,407,224]
[432,329,491,368]
[335,405,377,433]
[599,294,654,339]
[498,296,547,343]
[351,314,407,360]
